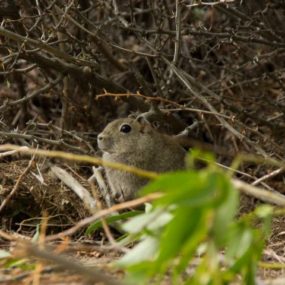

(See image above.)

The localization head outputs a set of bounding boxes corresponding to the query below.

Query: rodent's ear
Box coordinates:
[135,115,148,124]
[136,115,160,131]
[135,115,154,134]
[128,113,137,119]
[151,120,160,130]
[139,123,148,134]
[137,120,153,134]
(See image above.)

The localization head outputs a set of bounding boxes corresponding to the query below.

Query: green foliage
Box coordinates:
[0,252,35,271]
[86,210,142,235]
[117,154,272,285]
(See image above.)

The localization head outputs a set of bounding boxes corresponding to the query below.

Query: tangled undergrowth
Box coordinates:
[1,0,285,284]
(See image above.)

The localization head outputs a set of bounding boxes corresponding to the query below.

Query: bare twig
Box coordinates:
[45,193,163,241]
[89,166,113,207]
[186,0,235,7]
[54,5,127,71]
[50,165,96,212]
[0,147,28,158]
[0,27,95,66]
[45,175,285,242]
[252,168,285,186]
[233,179,285,207]
[0,154,35,213]
[0,131,84,152]
[173,0,182,65]
[0,74,64,111]
[18,242,125,285]
[0,144,158,179]
[162,57,244,140]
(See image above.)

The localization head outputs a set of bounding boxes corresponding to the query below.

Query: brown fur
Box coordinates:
[97,118,186,202]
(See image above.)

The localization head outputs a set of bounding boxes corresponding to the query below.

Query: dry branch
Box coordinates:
[18,242,124,285]
[0,155,35,213]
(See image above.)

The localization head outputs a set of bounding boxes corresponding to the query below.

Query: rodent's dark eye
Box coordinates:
[120,124,132,133]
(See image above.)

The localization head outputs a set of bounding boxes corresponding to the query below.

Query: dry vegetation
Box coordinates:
[1,0,285,284]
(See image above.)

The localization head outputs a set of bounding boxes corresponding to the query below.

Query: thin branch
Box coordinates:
[0,131,85,152]
[173,0,182,65]
[97,91,232,118]
[252,168,285,186]
[19,242,125,285]
[46,176,285,241]
[0,144,158,179]
[162,57,244,140]
[121,26,285,48]
[0,27,95,66]
[0,64,37,75]
[54,5,127,71]
[0,74,64,111]
[0,155,35,214]
[46,193,163,241]
[20,51,126,93]
[233,179,285,207]
[186,0,235,7]
[50,165,96,212]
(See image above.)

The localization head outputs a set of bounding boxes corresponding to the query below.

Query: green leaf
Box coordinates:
[119,164,270,285]
[31,224,40,242]
[4,258,35,270]
[186,149,216,169]
[86,210,141,235]
[254,205,273,218]
[176,211,209,274]
[153,208,205,274]
[212,177,238,246]
[118,236,159,266]
[122,208,173,234]
[226,224,253,262]
[142,171,221,208]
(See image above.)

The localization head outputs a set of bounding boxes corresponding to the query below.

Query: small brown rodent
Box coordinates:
[97,118,186,202]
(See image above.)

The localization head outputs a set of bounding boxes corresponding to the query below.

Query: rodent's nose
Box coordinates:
[97,133,109,152]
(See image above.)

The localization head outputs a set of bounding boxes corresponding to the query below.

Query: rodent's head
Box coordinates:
[97,118,153,155]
